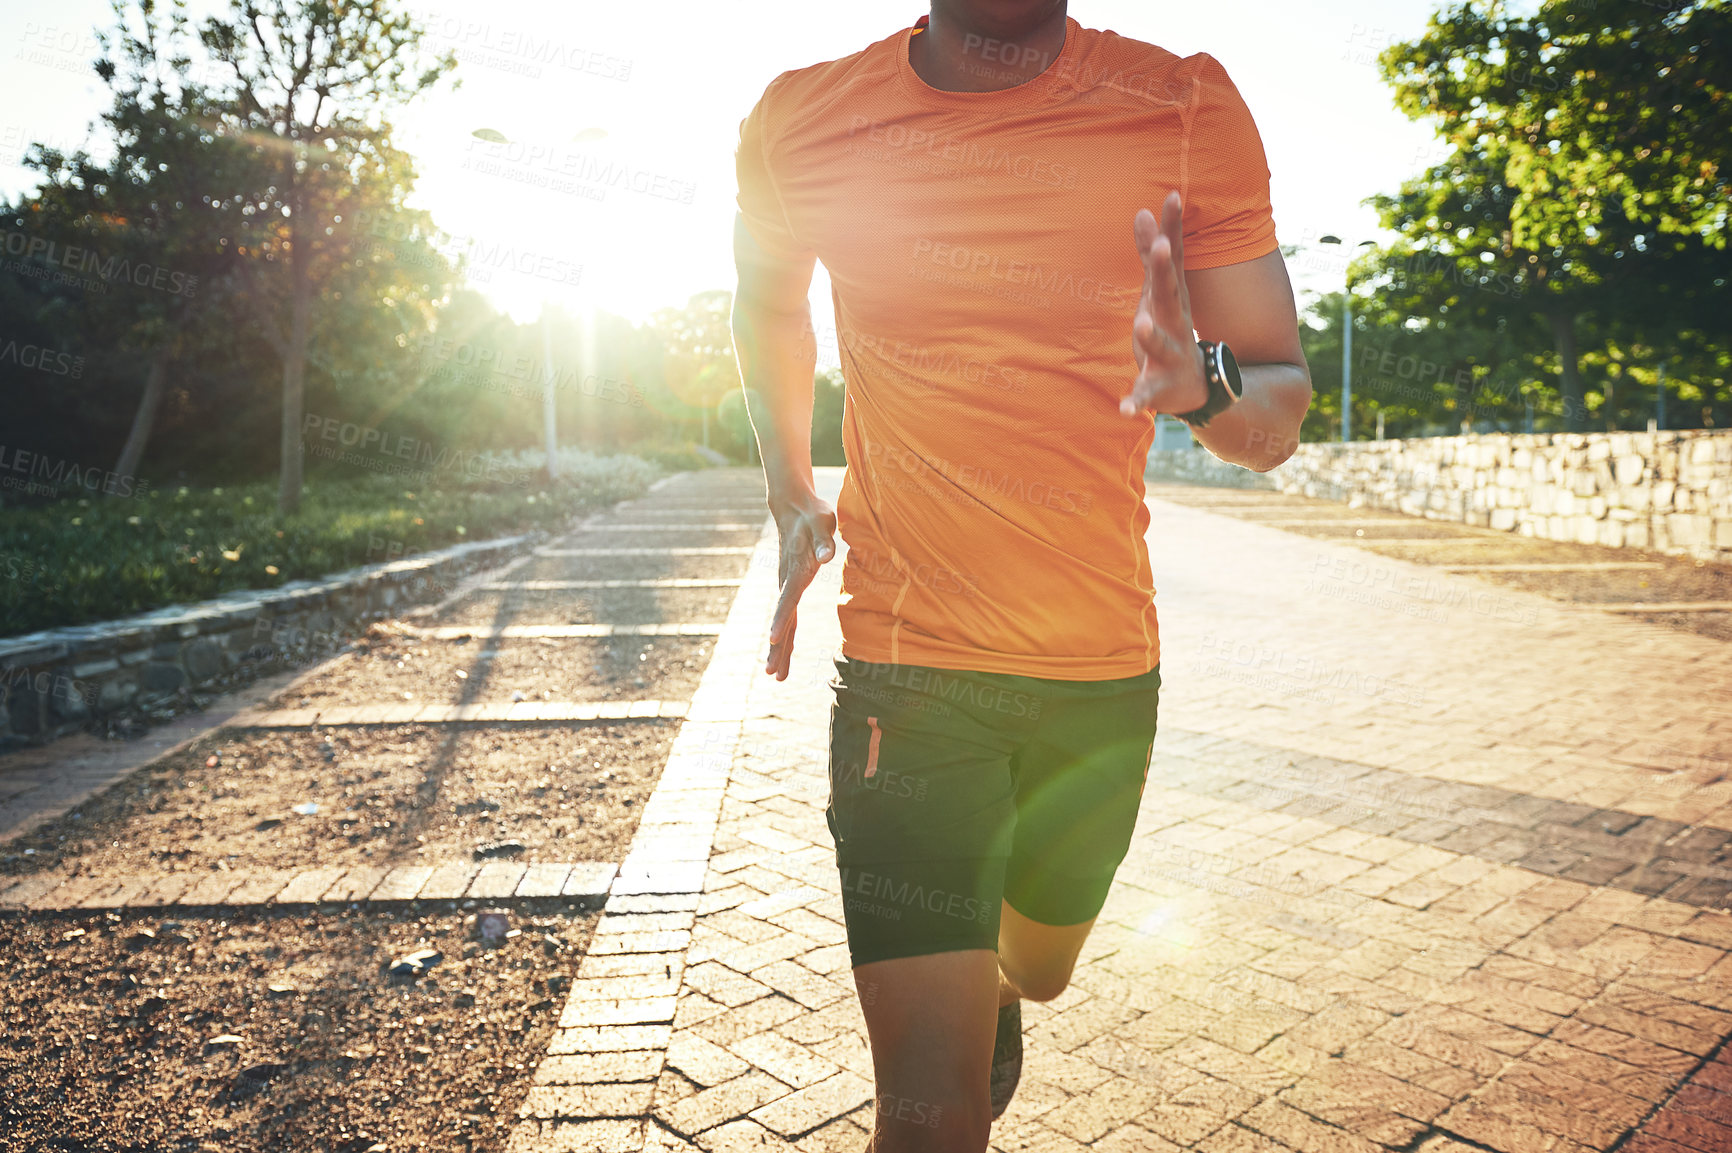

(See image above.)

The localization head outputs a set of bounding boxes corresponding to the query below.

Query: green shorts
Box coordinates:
[825,654,1161,968]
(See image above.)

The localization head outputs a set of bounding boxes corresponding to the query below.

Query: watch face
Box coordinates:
[1218,342,1243,397]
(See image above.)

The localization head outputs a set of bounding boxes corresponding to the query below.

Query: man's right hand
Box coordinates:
[766,496,838,680]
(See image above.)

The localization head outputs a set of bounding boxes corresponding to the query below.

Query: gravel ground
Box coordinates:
[0,473,771,1151]
[1274,521,1498,539]
[1468,561,1732,603]
[281,632,711,707]
[0,904,594,1153]
[0,722,676,882]
[438,586,737,628]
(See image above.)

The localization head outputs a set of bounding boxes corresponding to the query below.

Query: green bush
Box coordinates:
[629,441,726,473]
[0,450,661,636]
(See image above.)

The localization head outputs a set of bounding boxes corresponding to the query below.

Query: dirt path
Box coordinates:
[0,468,769,1153]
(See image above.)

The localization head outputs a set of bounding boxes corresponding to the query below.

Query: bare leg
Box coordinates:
[996,900,1096,1005]
[853,949,998,1153]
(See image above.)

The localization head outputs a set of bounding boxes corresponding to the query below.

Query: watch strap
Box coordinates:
[1177,340,1240,429]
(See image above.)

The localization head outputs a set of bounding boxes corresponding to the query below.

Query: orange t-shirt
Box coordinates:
[736,15,1279,680]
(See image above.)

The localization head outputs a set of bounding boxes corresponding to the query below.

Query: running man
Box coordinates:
[733,3,1310,1148]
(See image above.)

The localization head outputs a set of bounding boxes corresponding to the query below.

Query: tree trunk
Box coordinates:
[278,189,312,516]
[110,348,171,495]
[1548,309,1586,431]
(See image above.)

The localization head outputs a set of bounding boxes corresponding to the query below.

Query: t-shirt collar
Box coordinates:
[897,13,1079,107]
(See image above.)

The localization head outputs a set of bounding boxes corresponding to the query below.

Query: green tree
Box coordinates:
[1495,0,1730,247]
[6,1,258,487]
[195,0,456,512]
[1375,0,1730,430]
[650,290,740,448]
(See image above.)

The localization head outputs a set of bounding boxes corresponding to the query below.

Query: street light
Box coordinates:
[1319,235,1377,442]
[541,308,560,480]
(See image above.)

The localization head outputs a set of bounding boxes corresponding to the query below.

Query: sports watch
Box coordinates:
[1176,340,1243,429]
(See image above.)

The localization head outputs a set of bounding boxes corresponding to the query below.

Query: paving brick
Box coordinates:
[674,991,731,1031]
[1338,1038,1481,1099]
[68,874,152,909]
[689,1118,784,1151]
[545,1025,672,1055]
[1041,1077,1169,1143]
[737,884,827,920]
[1499,1058,1653,1129]
[614,859,709,895]
[577,951,684,980]
[273,867,349,904]
[749,959,847,1010]
[747,1070,873,1138]
[1399,1003,1543,1058]
[415,861,481,901]
[608,892,703,915]
[1577,996,1724,1057]
[657,1070,792,1138]
[1666,1082,1732,1125]
[566,973,683,1001]
[675,955,772,1004]
[1139,1078,1249,1146]
[324,866,391,903]
[790,1116,870,1153]
[121,873,190,908]
[505,1118,644,1152]
[468,861,529,899]
[369,864,436,902]
[532,1050,662,1084]
[558,997,679,1028]
[517,1082,655,1119]
[1193,1124,1298,1152]
[1439,1097,1600,1153]
[1275,1081,1426,1146]
[691,995,808,1047]
[1647,1106,1732,1152]
[224,871,293,904]
[729,1031,839,1089]
[668,1030,754,1088]
[0,874,64,908]
[1619,1135,1708,1153]
[1238,1098,1385,1153]
[597,911,696,934]
[589,929,692,955]
[515,863,575,898]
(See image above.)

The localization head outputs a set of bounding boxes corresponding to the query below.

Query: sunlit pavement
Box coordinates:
[516,466,1732,1153]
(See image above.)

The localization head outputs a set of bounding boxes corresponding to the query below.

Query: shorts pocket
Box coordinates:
[827,700,876,849]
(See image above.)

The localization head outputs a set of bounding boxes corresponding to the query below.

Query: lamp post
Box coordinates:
[1320,235,1376,442]
[541,309,560,480]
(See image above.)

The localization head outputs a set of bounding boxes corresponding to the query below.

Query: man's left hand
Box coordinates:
[1123,190,1208,417]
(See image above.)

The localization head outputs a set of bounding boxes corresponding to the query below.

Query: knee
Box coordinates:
[1000,957,1075,1003]
[1015,971,1072,1003]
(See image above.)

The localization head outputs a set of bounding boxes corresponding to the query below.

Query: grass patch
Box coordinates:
[0,449,670,636]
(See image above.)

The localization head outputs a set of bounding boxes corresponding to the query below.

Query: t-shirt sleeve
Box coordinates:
[736,76,815,265]
[1180,54,1279,270]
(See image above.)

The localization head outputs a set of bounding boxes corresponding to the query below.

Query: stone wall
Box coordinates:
[1147,429,1732,559]
[0,533,536,748]
[1145,446,1277,490]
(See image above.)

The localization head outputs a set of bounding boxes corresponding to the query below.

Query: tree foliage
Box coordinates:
[1348,0,1731,435]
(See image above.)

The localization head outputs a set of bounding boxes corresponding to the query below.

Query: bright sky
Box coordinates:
[2,0,1451,349]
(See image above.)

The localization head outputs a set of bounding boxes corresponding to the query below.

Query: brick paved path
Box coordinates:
[516,468,1732,1152]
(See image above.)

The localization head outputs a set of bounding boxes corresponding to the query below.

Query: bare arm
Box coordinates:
[732,213,837,679]
[1122,192,1312,471]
